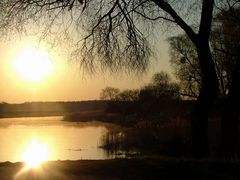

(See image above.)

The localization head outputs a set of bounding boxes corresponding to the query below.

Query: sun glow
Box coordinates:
[21,140,50,168]
[13,47,53,82]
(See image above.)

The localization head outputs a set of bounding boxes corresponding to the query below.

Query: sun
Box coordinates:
[21,140,50,168]
[13,47,53,82]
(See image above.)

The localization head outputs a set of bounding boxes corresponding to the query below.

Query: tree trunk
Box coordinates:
[191,39,219,158]
[221,56,240,158]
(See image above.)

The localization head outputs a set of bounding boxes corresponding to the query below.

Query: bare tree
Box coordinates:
[0,0,227,157]
[168,4,240,157]
[168,21,236,99]
[168,35,201,99]
[150,71,180,100]
[116,89,139,101]
[100,87,120,101]
[217,6,240,157]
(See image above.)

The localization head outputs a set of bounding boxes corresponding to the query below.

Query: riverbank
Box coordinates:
[63,110,139,127]
[1,158,240,180]
[0,101,107,119]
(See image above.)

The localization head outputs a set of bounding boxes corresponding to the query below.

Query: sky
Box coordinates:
[0,34,171,103]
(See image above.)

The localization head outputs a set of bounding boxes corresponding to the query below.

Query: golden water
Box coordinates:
[0,116,112,162]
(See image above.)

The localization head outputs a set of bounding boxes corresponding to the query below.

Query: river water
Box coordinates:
[0,116,118,162]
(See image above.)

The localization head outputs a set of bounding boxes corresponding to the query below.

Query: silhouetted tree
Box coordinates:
[168,21,235,99]
[154,72,180,99]
[116,89,139,102]
[147,72,180,100]
[1,0,227,157]
[218,6,240,158]
[139,72,178,102]
[100,87,120,101]
[168,35,202,99]
[168,4,240,157]
[138,72,179,117]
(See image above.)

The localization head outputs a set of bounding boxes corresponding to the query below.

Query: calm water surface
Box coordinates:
[0,116,118,162]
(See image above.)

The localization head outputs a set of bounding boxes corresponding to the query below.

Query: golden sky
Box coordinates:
[0,35,171,103]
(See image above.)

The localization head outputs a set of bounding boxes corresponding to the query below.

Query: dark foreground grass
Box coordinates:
[1,158,240,180]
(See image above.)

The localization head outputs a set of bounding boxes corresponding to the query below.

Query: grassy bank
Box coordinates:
[1,158,240,180]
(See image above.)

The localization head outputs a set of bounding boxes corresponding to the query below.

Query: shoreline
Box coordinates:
[0,113,64,119]
[1,158,240,179]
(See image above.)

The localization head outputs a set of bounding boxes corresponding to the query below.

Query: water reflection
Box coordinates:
[0,116,117,162]
[21,139,50,168]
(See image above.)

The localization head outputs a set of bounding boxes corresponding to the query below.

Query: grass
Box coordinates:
[100,117,191,158]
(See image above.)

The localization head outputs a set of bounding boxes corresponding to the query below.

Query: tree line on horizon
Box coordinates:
[99,71,180,102]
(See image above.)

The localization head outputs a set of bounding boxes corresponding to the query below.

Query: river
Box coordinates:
[0,116,118,162]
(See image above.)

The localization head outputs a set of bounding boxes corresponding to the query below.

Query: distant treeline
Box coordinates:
[99,71,225,120]
[0,101,107,118]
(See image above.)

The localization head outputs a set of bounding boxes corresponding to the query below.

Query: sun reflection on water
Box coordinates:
[15,139,51,178]
[21,140,50,169]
